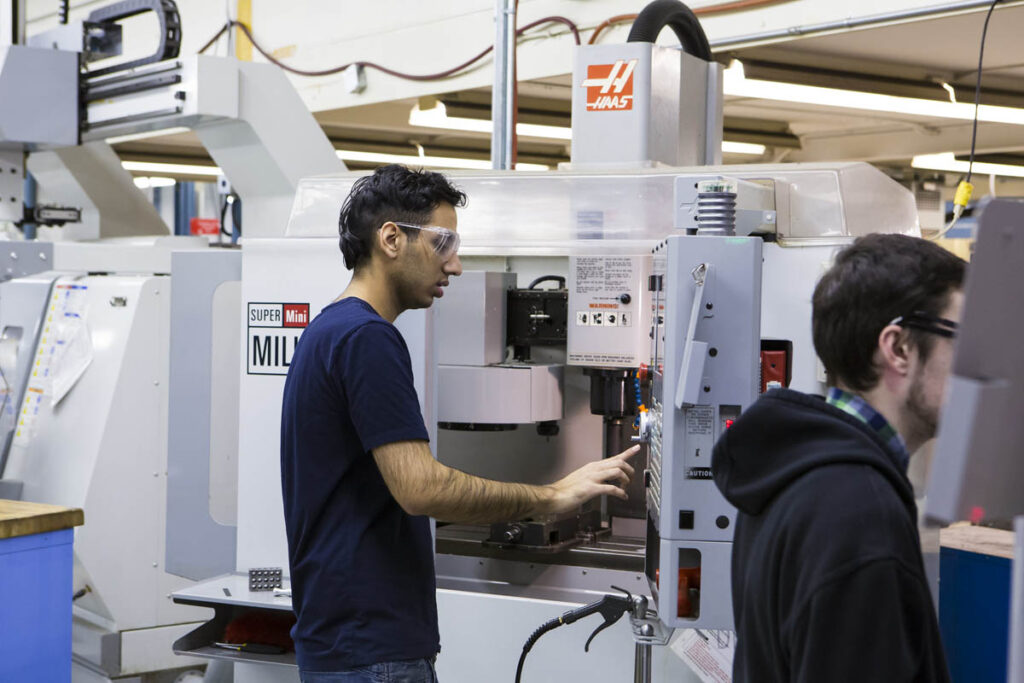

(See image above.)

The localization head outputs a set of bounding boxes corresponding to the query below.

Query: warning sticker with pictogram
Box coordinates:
[582,59,637,112]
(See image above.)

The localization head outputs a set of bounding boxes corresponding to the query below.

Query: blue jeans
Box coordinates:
[301,657,439,683]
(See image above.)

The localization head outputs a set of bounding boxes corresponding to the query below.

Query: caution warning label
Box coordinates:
[247,302,309,375]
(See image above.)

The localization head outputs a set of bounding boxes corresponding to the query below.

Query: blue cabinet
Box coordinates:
[0,501,82,682]
[940,531,1013,683]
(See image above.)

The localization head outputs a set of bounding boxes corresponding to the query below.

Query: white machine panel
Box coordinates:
[1,274,204,632]
[437,364,563,424]
[435,270,514,366]
[436,590,699,683]
[568,255,652,367]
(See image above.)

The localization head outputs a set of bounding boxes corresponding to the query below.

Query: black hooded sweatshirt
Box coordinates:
[711,389,950,683]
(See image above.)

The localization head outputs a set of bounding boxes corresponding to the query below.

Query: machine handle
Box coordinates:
[674,263,710,409]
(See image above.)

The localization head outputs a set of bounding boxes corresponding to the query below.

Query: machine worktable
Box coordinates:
[172,572,293,611]
[0,498,83,538]
[171,573,297,668]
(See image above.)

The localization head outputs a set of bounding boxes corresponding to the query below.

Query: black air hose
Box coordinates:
[515,618,563,683]
[626,0,712,61]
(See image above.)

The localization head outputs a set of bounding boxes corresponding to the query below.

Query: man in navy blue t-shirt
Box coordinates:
[281,165,638,683]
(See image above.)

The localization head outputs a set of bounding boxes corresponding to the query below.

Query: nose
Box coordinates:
[444,253,463,277]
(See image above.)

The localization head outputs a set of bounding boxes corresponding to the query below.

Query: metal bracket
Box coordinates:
[630,608,674,647]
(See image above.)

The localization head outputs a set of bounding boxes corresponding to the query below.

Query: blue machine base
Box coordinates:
[939,546,1012,683]
[0,527,74,682]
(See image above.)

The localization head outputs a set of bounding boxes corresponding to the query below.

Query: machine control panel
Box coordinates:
[644,235,762,629]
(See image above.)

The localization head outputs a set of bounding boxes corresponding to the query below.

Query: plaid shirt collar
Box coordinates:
[826,387,909,470]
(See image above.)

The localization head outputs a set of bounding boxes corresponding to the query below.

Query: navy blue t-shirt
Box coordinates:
[280,297,438,672]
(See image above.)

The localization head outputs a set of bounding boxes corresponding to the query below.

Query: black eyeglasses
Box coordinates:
[889,311,959,339]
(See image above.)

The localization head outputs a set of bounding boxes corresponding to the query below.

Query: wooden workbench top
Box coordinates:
[0,499,84,540]
[940,524,1015,560]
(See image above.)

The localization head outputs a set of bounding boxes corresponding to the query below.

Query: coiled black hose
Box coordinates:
[626,0,712,60]
[514,618,563,683]
[527,275,566,290]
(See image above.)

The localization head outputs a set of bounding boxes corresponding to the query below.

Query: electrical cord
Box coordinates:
[589,14,640,45]
[196,3,774,167]
[219,195,231,239]
[526,275,566,289]
[633,368,645,429]
[966,0,1003,186]
[930,0,1003,241]
[199,17,580,80]
[219,193,242,243]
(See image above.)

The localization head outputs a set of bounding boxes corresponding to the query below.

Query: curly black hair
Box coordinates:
[338,165,467,270]
[812,233,966,391]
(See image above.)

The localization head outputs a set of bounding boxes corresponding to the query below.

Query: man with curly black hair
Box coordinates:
[281,165,638,682]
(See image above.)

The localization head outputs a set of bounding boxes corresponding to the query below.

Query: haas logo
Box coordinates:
[582,59,637,112]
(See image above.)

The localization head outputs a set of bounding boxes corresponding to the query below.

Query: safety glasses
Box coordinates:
[393,222,460,261]
[889,311,959,339]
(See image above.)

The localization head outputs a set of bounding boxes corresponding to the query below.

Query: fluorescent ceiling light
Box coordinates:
[122,153,550,178]
[122,160,222,177]
[722,141,765,155]
[133,176,176,189]
[724,60,1024,126]
[410,103,572,141]
[414,102,766,155]
[336,150,550,171]
[911,152,1024,179]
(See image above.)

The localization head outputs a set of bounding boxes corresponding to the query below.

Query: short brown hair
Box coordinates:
[812,234,966,391]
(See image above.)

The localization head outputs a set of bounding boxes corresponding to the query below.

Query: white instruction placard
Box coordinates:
[671,629,735,683]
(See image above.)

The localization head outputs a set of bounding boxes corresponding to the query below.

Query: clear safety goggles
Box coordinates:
[394,222,461,261]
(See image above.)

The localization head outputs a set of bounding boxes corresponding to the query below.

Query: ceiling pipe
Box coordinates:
[711,0,1024,50]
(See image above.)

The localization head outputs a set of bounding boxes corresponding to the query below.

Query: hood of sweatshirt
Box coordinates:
[711,388,915,516]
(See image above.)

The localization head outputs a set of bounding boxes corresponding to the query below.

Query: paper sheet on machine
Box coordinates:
[13,278,93,446]
[671,629,735,683]
[0,331,19,440]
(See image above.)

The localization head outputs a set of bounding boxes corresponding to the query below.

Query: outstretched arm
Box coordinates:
[373,442,640,524]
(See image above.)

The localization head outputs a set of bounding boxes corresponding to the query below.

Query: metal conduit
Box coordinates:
[491,0,517,170]
[710,0,1024,50]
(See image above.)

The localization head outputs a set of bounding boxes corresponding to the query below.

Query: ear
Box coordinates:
[377,222,403,261]
[876,323,912,377]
